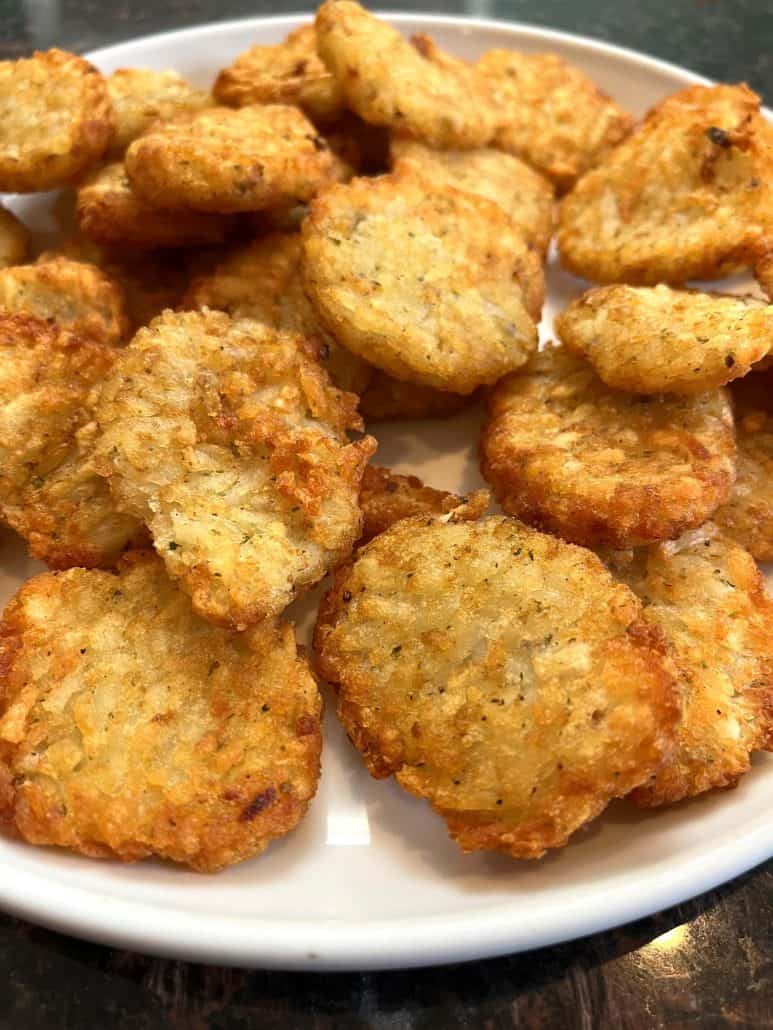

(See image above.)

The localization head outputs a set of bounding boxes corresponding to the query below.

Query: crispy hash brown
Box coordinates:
[0,204,29,269]
[315,515,678,859]
[125,103,341,213]
[558,84,773,284]
[359,465,488,542]
[556,284,773,395]
[714,371,773,560]
[0,551,323,872]
[94,309,376,628]
[106,67,211,157]
[183,230,466,412]
[315,1,498,149]
[182,231,373,395]
[77,162,233,249]
[0,314,142,568]
[302,173,544,395]
[0,257,129,345]
[480,346,737,548]
[477,50,633,192]
[391,138,555,255]
[603,525,773,806]
[213,25,345,124]
[0,49,112,192]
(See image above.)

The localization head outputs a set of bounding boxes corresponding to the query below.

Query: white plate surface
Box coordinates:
[1,13,771,972]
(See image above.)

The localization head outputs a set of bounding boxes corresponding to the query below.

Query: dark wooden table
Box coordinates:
[1,2,772,1026]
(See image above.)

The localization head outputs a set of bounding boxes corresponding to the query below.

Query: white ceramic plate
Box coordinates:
[1,13,771,972]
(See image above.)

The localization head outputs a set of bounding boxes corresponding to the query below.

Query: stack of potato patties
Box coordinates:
[0,1,771,872]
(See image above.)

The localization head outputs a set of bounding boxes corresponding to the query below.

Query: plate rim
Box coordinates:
[2,11,771,972]
[77,9,713,92]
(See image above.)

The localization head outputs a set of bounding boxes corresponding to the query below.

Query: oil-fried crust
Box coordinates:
[106,67,211,157]
[0,314,142,567]
[214,25,345,124]
[93,309,376,627]
[714,371,773,560]
[391,138,554,255]
[0,49,112,192]
[477,50,632,192]
[182,231,373,395]
[358,465,488,542]
[0,257,129,345]
[302,173,543,395]
[315,516,678,859]
[603,524,773,806]
[556,284,773,395]
[315,1,498,149]
[0,205,29,269]
[125,104,341,213]
[0,551,323,872]
[558,84,773,284]
[480,346,737,548]
[357,371,473,422]
[77,162,232,249]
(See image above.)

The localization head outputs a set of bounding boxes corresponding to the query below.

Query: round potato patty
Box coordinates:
[0,551,322,872]
[315,515,678,859]
[480,346,736,548]
[93,309,375,628]
[603,524,773,807]
[302,172,544,395]
[556,284,772,395]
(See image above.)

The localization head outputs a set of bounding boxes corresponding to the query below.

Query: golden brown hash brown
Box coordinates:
[0,205,29,269]
[603,524,773,807]
[477,50,633,192]
[315,516,679,859]
[556,284,773,395]
[315,1,498,149]
[94,309,376,628]
[213,24,345,124]
[125,103,342,213]
[0,257,129,345]
[480,346,736,549]
[390,138,555,255]
[357,372,473,422]
[302,173,544,395]
[558,84,773,284]
[182,231,372,395]
[76,162,233,249]
[358,465,488,542]
[0,49,112,192]
[0,314,142,568]
[183,229,468,415]
[106,67,211,157]
[0,551,323,872]
[714,371,773,560]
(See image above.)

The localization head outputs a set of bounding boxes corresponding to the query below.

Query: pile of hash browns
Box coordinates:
[0,1,772,874]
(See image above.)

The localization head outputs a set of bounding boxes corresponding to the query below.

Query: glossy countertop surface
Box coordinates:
[0,2,771,1027]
